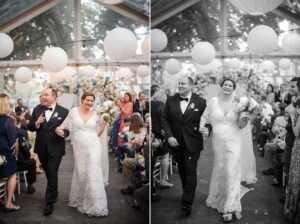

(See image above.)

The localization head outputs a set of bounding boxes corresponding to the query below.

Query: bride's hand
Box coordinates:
[55,126,64,137]
[199,127,209,139]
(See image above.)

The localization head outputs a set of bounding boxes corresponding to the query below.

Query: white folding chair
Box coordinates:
[153,156,162,187]
[16,171,28,195]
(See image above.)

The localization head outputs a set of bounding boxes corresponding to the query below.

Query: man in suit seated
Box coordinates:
[15,118,36,194]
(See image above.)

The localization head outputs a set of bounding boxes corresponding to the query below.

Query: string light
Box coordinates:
[26,47,30,56]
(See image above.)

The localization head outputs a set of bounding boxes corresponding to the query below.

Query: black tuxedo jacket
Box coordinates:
[133,100,149,117]
[162,93,207,153]
[28,104,69,157]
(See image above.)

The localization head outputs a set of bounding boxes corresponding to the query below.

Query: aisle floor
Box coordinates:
[0,142,148,224]
[152,138,289,224]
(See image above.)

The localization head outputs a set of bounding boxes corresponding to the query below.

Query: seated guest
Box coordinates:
[275,83,291,105]
[0,97,20,212]
[133,92,149,121]
[262,105,287,184]
[15,118,36,194]
[15,98,30,120]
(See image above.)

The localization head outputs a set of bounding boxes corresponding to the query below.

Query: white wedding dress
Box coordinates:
[64,107,108,216]
[99,124,109,186]
[200,97,249,214]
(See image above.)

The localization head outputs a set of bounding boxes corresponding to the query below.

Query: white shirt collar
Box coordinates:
[46,103,56,110]
[180,92,192,101]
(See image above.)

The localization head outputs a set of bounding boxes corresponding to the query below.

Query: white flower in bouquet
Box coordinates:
[103,100,113,108]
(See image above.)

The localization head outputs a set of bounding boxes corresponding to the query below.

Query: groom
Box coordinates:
[28,88,69,216]
[162,75,210,215]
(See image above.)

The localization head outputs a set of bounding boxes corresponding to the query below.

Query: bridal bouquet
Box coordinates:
[0,155,7,166]
[236,97,260,129]
[96,100,120,124]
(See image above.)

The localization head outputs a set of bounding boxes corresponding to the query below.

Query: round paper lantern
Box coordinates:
[61,66,77,81]
[191,42,215,65]
[282,33,300,54]
[116,67,132,81]
[141,37,149,58]
[247,25,278,54]
[80,65,96,78]
[49,72,64,81]
[279,58,292,70]
[98,0,123,4]
[103,27,137,61]
[42,47,68,72]
[151,29,168,52]
[14,67,32,84]
[229,0,284,15]
[136,65,149,77]
[165,58,181,74]
[0,33,14,58]
[228,58,241,70]
[260,60,275,72]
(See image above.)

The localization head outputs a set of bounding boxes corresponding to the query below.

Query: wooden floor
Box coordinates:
[0,142,148,224]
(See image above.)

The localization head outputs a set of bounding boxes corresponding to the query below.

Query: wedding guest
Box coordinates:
[110,98,123,153]
[151,85,160,97]
[133,92,149,121]
[118,93,133,145]
[0,97,20,212]
[266,84,275,106]
[284,80,300,223]
[15,118,36,194]
[151,90,173,188]
[275,83,291,105]
[131,91,137,104]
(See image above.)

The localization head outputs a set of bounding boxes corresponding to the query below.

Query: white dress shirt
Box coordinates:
[180,92,192,114]
[45,103,56,122]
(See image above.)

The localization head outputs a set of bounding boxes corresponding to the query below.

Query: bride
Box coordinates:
[58,92,108,217]
[200,78,251,222]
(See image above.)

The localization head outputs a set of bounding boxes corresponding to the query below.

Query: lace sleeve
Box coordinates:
[62,107,74,132]
[200,98,212,129]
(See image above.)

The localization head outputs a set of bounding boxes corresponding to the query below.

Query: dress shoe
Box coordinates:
[262,168,274,175]
[27,185,36,194]
[181,204,192,215]
[5,205,21,212]
[43,203,54,216]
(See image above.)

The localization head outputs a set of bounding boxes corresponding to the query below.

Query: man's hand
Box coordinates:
[55,126,64,137]
[168,137,179,147]
[35,113,45,127]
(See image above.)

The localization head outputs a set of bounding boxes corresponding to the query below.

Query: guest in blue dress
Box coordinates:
[0,96,20,212]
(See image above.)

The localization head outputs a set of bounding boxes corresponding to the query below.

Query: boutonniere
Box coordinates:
[189,103,195,110]
[53,112,58,118]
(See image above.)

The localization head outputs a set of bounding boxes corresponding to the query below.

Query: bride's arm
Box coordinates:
[97,117,107,136]
[199,99,211,130]
[292,109,300,137]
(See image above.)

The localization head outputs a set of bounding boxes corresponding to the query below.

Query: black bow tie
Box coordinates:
[45,107,53,111]
[180,97,189,102]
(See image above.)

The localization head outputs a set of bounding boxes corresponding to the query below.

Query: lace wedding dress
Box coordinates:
[200,97,250,214]
[64,107,108,217]
[99,124,109,186]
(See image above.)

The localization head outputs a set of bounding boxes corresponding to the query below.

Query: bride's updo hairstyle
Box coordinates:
[220,78,236,90]
[81,92,95,102]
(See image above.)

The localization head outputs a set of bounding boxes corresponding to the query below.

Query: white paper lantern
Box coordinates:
[136,65,149,77]
[247,25,278,54]
[229,58,241,70]
[49,72,64,81]
[191,42,216,65]
[103,27,137,61]
[14,67,32,84]
[98,0,123,4]
[42,47,68,72]
[116,67,132,81]
[282,33,300,54]
[229,0,284,15]
[80,65,96,78]
[63,66,77,81]
[260,60,275,72]
[151,29,168,52]
[165,58,182,74]
[0,33,14,58]
[223,58,231,68]
[279,58,292,70]
[141,37,149,58]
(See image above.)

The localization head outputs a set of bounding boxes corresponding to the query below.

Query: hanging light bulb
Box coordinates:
[6,64,10,71]
[26,47,30,56]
